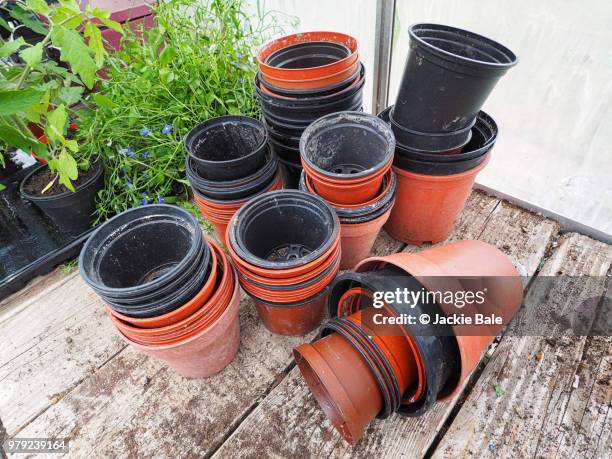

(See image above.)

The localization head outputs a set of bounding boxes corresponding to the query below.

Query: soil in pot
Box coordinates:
[20,161,104,233]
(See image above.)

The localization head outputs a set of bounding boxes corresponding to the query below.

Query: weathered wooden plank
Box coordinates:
[6,231,404,457]
[432,233,612,459]
[214,193,558,458]
[0,271,126,437]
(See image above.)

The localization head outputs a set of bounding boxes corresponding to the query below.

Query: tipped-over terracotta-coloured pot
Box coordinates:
[117,269,240,378]
[257,31,359,90]
[254,290,328,336]
[339,205,393,269]
[355,239,523,398]
[385,154,490,245]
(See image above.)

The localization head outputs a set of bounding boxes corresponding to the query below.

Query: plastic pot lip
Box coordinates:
[108,240,233,339]
[339,199,394,225]
[20,159,103,202]
[192,171,282,206]
[257,62,361,97]
[302,158,391,188]
[265,40,350,67]
[246,275,332,308]
[300,111,395,180]
[409,23,518,72]
[389,107,474,152]
[227,189,340,271]
[255,63,365,105]
[257,31,359,79]
[117,267,239,350]
[393,151,491,180]
[300,169,396,218]
[184,115,268,168]
[108,239,220,328]
[393,150,489,176]
[79,204,203,297]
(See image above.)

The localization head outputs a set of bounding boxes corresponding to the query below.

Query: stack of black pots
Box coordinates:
[255,31,365,188]
[381,23,518,246]
[184,115,282,240]
[387,23,518,172]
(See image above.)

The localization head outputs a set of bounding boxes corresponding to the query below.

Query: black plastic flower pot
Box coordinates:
[19,161,105,234]
[105,246,211,318]
[255,65,365,124]
[300,111,395,181]
[79,204,205,302]
[393,23,517,133]
[394,151,490,176]
[228,190,339,271]
[186,147,279,201]
[389,107,474,153]
[265,122,301,149]
[265,40,350,68]
[277,156,303,189]
[257,64,360,98]
[270,137,301,163]
[184,116,268,181]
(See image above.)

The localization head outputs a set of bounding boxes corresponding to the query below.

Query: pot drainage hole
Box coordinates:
[331,163,366,175]
[266,244,312,262]
[138,263,179,284]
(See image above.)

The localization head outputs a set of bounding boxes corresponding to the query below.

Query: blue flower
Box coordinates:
[141,192,148,198]
[121,146,136,158]
[143,173,150,180]
[161,124,173,135]
[140,151,150,160]
[139,199,148,206]
[140,127,150,137]
[157,195,164,204]
[126,182,134,189]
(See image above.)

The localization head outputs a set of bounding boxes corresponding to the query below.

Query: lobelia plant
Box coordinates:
[0,0,122,192]
[77,0,291,222]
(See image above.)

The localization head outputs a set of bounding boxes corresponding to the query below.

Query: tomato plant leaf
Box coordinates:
[90,8,124,34]
[0,124,47,156]
[84,21,105,67]
[20,43,44,67]
[45,104,68,143]
[26,0,51,15]
[58,86,84,106]
[92,93,114,109]
[0,89,45,115]
[50,27,97,89]
[0,37,26,58]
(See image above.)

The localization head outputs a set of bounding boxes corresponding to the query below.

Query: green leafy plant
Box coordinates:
[0,0,121,192]
[78,0,289,221]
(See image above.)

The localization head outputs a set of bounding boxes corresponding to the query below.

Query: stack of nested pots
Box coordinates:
[383,23,517,245]
[226,190,340,336]
[79,205,240,378]
[185,116,283,240]
[294,240,524,444]
[255,31,365,188]
[299,112,396,269]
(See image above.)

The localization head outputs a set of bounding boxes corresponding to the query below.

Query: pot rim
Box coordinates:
[184,115,268,168]
[258,31,359,78]
[227,190,340,271]
[409,23,518,71]
[393,152,491,180]
[20,159,103,202]
[79,204,203,296]
[300,112,395,181]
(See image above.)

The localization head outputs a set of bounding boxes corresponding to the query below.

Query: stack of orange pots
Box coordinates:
[185,115,283,240]
[79,205,240,379]
[299,111,396,269]
[255,31,364,188]
[226,190,341,336]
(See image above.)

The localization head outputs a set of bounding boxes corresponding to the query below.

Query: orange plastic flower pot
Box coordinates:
[385,154,490,245]
[117,274,241,378]
[339,205,393,270]
[293,331,383,443]
[355,239,523,398]
[254,290,329,335]
[258,31,359,90]
[108,239,219,329]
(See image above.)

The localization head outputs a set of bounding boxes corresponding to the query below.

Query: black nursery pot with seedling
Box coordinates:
[19,161,105,234]
[185,116,269,181]
[393,23,517,135]
[79,204,207,315]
